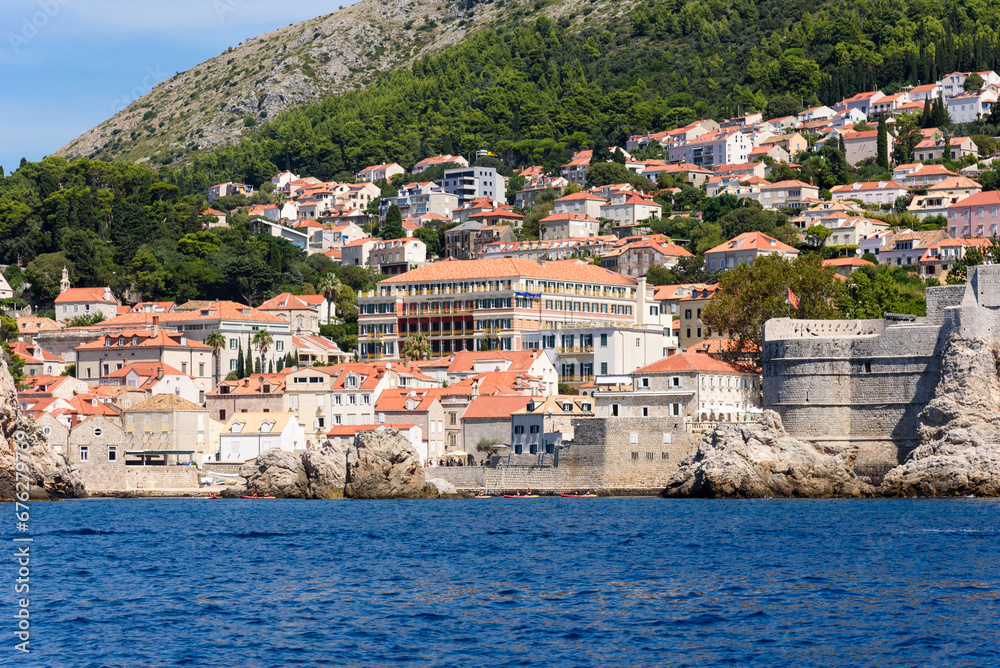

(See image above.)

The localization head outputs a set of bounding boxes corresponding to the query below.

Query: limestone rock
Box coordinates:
[234,448,309,498]
[302,439,349,499]
[344,427,438,499]
[663,410,876,498]
[426,477,457,496]
[0,356,85,501]
[883,335,1000,496]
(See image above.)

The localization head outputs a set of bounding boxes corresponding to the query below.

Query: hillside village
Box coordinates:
[6,68,1000,493]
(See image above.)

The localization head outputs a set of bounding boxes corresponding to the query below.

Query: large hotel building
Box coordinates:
[357,258,671,364]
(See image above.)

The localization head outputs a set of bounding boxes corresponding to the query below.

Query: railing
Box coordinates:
[557,346,594,353]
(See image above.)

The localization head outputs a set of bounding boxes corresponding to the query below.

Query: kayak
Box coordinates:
[560,493,598,498]
[474,494,493,498]
[204,494,221,499]
[241,494,276,499]
[503,494,540,498]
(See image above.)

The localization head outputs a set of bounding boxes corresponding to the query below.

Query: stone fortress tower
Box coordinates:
[762,265,1000,481]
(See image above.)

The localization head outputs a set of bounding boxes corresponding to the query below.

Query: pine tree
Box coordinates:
[876,114,889,170]
[236,341,245,378]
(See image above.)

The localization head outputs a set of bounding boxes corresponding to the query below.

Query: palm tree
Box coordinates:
[317,272,341,325]
[401,333,431,360]
[252,329,274,373]
[205,330,226,386]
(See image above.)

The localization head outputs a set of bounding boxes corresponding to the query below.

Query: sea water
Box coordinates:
[7,497,999,667]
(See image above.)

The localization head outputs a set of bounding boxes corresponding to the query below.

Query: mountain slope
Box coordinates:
[55,0,637,167]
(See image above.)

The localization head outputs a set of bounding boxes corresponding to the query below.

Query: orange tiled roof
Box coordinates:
[634,352,752,374]
[378,258,637,286]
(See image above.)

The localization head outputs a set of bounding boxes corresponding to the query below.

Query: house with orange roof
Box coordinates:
[412,154,469,173]
[432,349,557,396]
[467,209,525,228]
[540,212,602,240]
[388,181,458,220]
[342,237,379,267]
[811,216,890,247]
[553,191,606,219]
[270,170,299,191]
[902,164,959,189]
[946,190,1000,238]
[509,395,594,456]
[914,135,978,162]
[18,373,89,402]
[593,351,761,423]
[749,144,790,163]
[600,192,662,226]
[641,162,714,187]
[102,361,203,405]
[292,335,349,366]
[258,292,323,335]
[374,388,446,457]
[54,270,120,322]
[16,316,61,343]
[919,238,992,280]
[833,90,885,117]
[75,328,212,393]
[797,105,836,123]
[754,179,820,210]
[10,341,67,377]
[823,257,875,277]
[356,162,405,183]
[705,232,799,274]
[879,229,950,267]
[460,394,538,452]
[908,177,982,220]
[206,373,286,422]
[200,208,228,228]
[938,70,1000,99]
[669,128,752,168]
[322,221,367,249]
[369,237,428,276]
[610,237,693,278]
[906,83,941,102]
[830,180,908,206]
[842,129,894,166]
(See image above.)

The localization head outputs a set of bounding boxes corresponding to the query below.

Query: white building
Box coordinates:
[217,412,305,463]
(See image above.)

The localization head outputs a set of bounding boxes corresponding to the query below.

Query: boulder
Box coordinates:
[302,439,349,499]
[232,448,309,498]
[426,477,457,496]
[0,356,85,501]
[344,427,438,499]
[882,335,1000,496]
[663,410,876,498]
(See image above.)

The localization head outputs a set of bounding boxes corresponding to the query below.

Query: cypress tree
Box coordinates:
[236,341,245,378]
[293,349,300,367]
[920,98,932,127]
[933,94,948,127]
[245,336,254,378]
[943,135,952,162]
[254,358,262,374]
[876,114,889,170]
[268,359,274,373]
[276,356,284,372]
[839,133,846,155]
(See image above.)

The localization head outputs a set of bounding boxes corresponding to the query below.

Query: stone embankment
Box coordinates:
[0,357,85,501]
[662,411,876,498]
[882,335,1000,496]
[225,427,446,499]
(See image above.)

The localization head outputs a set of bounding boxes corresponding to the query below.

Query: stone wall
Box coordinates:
[762,269,1000,481]
[425,416,696,494]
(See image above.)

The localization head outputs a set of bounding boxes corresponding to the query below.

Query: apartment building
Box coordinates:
[704,232,799,272]
[440,167,505,203]
[369,238,428,276]
[123,394,211,460]
[357,162,405,182]
[553,192,605,219]
[357,258,667,360]
[946,191,1000,238]
[540,213,601,240]
[75,328,212,391]
[593,352,761,423]
[478,236,618,261]
[830,181,908,206]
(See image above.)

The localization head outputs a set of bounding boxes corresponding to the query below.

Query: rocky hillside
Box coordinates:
[55,0,636,167]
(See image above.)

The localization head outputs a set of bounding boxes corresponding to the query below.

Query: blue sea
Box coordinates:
[5,498,1000,667]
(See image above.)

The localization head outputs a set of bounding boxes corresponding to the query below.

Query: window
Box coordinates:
[600,362,608,375]
[181,363,187,374]
[635,338,641,348]
[631,451,639,461]
[662,433,672,444]
[600,333,608,347]
[315,417,326,429]
[671,403,681,417]
[514,425,524,434]
[642,406,649,417]
[230,359,237,371]
[671,377,681,387]
[641,378,650,388]
[611,404,619,417]
[529,425,540,434]
[230,339,237,349]
[79,446,88,462]
[93,427,103,437]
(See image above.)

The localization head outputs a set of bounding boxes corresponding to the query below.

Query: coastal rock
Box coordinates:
[344,427,438,499]
[426,478,457,496]
[231,448,309,498]
[882,335,1000,496]
[0,356,85,501]
[302,439,349,499]
[662,410,876,498]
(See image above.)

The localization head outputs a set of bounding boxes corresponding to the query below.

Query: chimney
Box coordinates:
[156,366,164,380]
[151,315,160,337]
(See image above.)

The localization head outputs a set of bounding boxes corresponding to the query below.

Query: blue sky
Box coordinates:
[1,1,347,175]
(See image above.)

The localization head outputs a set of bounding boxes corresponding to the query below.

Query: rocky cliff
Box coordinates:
[882,335,1000,496]
[227,427,438,499]
[662,411,876,498]
[0,357,85,501]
